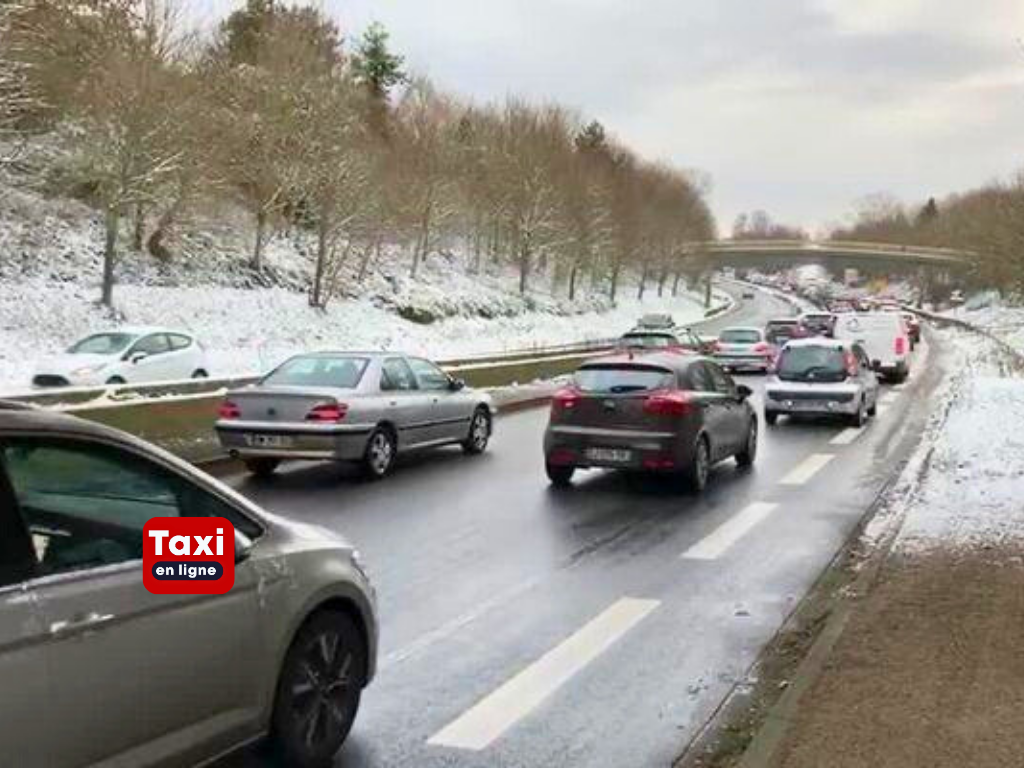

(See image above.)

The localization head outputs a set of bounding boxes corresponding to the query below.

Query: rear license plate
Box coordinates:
[585,447,633,463]
[244,434,294,448]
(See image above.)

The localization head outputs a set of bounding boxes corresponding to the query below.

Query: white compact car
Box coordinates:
[32,327,209,388]
[832,312,911,382]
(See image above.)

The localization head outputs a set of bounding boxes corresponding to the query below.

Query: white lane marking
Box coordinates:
[427,597,659,751]
[830,427,864,446]
[681,502,779,560]
[780,453,835,486]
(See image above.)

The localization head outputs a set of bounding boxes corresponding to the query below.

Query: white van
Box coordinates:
[832,312,910,382]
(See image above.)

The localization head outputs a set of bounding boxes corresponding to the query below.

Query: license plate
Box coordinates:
[244,434,293,448]
[585,447,633,463]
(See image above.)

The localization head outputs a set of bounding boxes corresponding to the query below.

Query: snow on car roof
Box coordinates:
[782,337,850,349]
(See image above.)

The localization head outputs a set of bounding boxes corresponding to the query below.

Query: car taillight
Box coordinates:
[552,387,581,411]
[643,389,694,417]
[753,342,770,354]
[713,340,723,352]
[218,400,240,420]
[844,351,858,377]
[306,403,348,422]
[894,336,907,355]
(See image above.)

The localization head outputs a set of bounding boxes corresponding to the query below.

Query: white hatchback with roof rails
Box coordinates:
[764,338,880,426]
[832,312,911,383]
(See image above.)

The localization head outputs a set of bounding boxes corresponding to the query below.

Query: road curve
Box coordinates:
[219,288,945,768]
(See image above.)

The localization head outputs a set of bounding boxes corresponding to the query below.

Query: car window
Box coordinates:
[67,333,135,355]
[776,345,848,383]
[706,362,736,395]
[381,358,417,391]
[2,439,182,575]
[408,358,451,391]
[720,329,761,344]
[687,363,715,392]
[167,333,192,351]
[573,364,674,393]
[263,356,368,388]
[621,333,677,348]
[0,470,35,588]
[131,333,171,357]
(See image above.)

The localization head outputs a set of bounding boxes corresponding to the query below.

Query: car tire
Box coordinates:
[270,610,365,768]
[461,407,491,455]
[684,435,710,492]
[765,411,778,426]
[106,376,126,385]
[245,458,280,478]
[191,369,208,379]
[850,398,867,427]
[546,462,575,487]
[868,398,878,417]
[736,419,758,467]
[362,428,396,480]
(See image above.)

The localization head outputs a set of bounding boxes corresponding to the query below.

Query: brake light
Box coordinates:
[218,400,240,420]
[713,340,723,352]
[753,342,770,354]
[844,351,858,377]
[306,403,348,422]
[894,336,907,355]
[552,387,581,411]
[643,389,694,417]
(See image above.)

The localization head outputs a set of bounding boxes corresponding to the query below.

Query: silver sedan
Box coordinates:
[215,351,494,478]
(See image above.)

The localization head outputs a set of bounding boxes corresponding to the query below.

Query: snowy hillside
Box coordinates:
[0,175,716,391]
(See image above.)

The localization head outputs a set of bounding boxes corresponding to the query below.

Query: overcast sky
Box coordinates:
[198,0,1024,235]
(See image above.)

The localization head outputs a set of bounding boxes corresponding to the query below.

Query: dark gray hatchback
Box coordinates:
[543,352,758,490]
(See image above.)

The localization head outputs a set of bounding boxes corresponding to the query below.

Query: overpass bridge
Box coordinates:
[687,239,972,271]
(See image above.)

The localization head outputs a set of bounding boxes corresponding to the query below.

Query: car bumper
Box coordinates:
[714,355,771,371]
[543,425,693,471]
[215,421,374,461]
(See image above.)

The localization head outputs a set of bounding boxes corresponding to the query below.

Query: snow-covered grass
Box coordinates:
[888,330,1024,555]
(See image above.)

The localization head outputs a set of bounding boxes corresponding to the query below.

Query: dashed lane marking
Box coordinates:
[681,502,779,560]
[427,597,660,751]
[779,453,835,486]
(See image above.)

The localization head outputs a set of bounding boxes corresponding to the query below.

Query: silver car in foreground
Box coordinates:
[764,338,880,426]
[216,351,494,478]
[0,402,377,767]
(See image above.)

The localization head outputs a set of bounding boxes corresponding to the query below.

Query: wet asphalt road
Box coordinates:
[220,288,946,768]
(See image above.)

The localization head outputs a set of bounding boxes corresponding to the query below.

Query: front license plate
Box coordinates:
[244,434,294,448]
[585,447,633,463]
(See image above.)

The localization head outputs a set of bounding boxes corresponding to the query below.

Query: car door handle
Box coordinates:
[50,612,115,636]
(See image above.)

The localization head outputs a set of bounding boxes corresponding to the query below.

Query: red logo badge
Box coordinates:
[143,517,235,594]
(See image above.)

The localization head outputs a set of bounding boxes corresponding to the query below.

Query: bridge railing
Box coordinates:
[681,239,973,264]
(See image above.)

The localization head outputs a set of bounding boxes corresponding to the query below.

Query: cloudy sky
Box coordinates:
[198,0,1024,235]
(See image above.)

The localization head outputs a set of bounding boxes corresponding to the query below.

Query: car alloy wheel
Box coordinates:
[273,612,364,767]
[737,420,757,467]
[364,429,395,478]
[463,408,491,454]
[688,437,710,492]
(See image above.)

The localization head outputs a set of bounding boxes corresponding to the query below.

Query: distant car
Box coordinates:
[216,351,493,478]
[901,311,921,346]
[949,289,965,306]
[832,312,911,382]
[764,339,880,426]
[618,326,712,354]
[636,313,675,329]
[0,402,378,767]
[543,353,757,490]
[799,312,837,337]
[764,318,806,347]
[32,327,209,388]
[713,327,775,373]
[741,289,756,300]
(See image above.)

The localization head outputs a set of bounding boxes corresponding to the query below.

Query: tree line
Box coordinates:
[829,184,1024,293]
[1,0,716,308]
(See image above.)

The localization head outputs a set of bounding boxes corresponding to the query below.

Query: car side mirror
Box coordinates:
[736,384,753,401]
[235,531,253,565]
[449,377,466,391]
[130,352,148,364]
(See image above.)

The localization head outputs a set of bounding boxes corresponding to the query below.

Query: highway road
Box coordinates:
[220,288,946,767]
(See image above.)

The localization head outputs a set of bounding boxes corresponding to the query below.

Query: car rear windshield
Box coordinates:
[263,356,369,388]
[621,334,677,348]
[776,346,847,382]
[719,329,761,344]
[574,364,674,394]
[67,333,136,355]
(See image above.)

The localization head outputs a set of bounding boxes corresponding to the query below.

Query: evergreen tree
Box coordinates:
[916,196,939,225]
[352,21,406,101]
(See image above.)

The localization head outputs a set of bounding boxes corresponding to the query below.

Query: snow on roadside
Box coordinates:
[0,276,711,391]
[891,329,1024,555]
